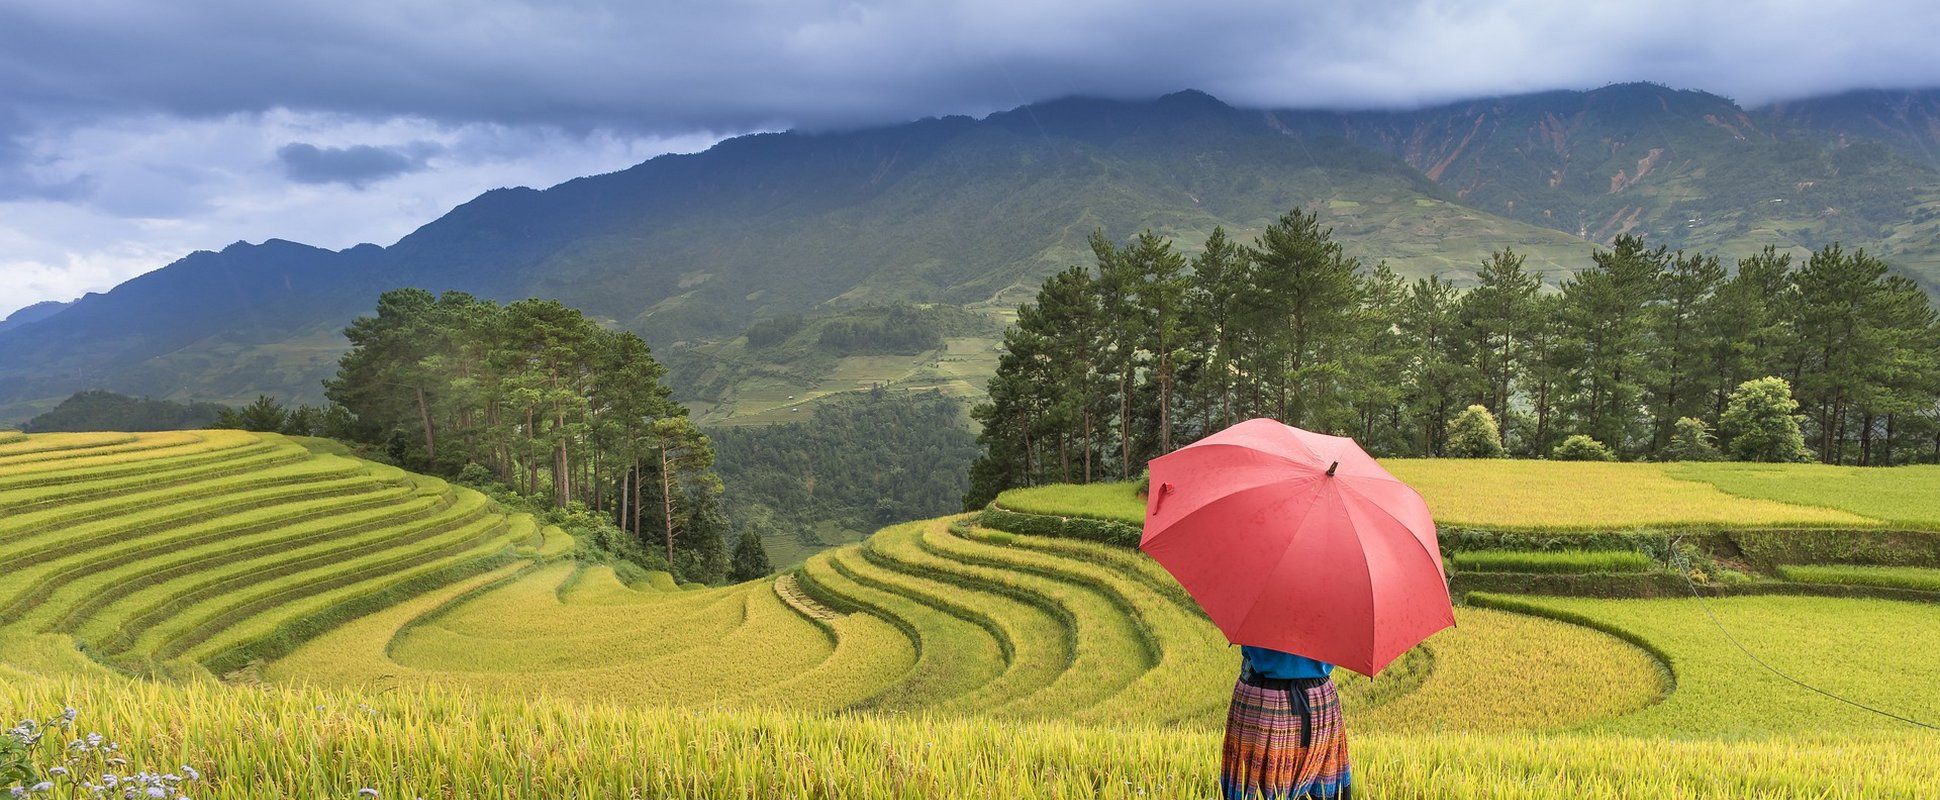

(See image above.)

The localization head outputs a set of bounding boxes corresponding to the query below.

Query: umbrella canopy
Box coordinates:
[1140,418,1453,675]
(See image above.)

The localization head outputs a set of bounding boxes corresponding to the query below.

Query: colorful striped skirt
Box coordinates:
[1219,672,1352,799]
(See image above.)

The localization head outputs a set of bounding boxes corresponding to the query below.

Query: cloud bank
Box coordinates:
[3,0,1939,314]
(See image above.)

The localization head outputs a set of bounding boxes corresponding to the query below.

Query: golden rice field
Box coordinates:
[4,668,1938,799]
[995,460,1909,531]
[269,516,1663,734]
[6,430,1940,798]
[0,430,568,681]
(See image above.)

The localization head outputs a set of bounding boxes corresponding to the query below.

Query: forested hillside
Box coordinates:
[22,391,231,433]
[11,83,1939,423]
[711,389,979,565]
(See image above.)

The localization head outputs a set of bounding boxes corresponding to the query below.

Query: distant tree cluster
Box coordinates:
[744,314,808,348]
[815,306,945,355]
[23,390,231,433]
[324,288,739,583]
[967,209,1940,505]
[214,395,354,437]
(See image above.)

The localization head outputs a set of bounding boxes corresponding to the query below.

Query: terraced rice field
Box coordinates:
[288,514,1664,733]
[7,430,1940,798]
[1776,564,1940,592]
[0,430,569,679]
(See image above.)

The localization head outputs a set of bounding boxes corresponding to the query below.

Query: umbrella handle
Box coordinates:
[1149,482,1174,515]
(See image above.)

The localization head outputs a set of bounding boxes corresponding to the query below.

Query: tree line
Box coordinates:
[966,208,1940,505]
[322,288,750,583]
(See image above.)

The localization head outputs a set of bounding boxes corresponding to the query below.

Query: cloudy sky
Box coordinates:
[4,0,1940,318]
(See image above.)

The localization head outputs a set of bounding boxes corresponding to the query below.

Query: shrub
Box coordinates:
[1552,435,1616,462]
[1719,377,1810,463]
[1445,405,1506,458]
[1662,417,1721,462]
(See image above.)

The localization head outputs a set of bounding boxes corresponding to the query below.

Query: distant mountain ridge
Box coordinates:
[4,82,1939,423]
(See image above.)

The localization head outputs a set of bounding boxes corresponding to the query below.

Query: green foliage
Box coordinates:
[728,531,772,582]
[1445,405,1505,458]
[1662,417,1722,461]
[815,306,945,355]
[217,395,295,433]
[1551,434,1616,462]
[1452,550,1656,574]
[972,213,1940,502]
[213,395,354,438]
[23,390,230,433]
[1727,529,1940,568]
[1718,377,1809,462]
[744,314,807,348]
[323,289,724,580]
[712,389,979,565]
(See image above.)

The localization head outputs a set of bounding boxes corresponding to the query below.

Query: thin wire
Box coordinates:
[1667,539,1940,732]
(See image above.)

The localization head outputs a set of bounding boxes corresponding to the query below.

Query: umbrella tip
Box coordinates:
[1326,461,1338,477]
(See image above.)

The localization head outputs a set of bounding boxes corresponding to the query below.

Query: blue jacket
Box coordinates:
[1241,645,1334,679]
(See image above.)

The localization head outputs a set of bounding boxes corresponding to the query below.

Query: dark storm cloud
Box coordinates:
[277,141,441,188]
[6,1,1940,139]
[0,111,92,201]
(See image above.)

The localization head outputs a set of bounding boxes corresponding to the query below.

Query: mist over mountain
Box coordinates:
[5,82,1938,424]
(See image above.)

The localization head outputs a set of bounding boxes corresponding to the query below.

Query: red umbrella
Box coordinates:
[1140,418,1453,675]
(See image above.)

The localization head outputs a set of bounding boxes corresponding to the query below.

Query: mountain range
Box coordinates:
[5,82,1940,424]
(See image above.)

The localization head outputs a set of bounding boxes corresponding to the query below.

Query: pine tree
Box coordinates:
[1130,232,1192,454]
[1399,276,1464,455]
[1457,248,1539,435]
[217,395,291,432]
[1184,227,1248,432]
[1244,208,1364,430]
[1702,247,1794,422]
[1558,235,1668,455]
[728,530,772,582]
[1647,251,1725,454]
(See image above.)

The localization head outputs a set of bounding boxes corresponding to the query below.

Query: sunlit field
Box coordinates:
[5,431,1940,798]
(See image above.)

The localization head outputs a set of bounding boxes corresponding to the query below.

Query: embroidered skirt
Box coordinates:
[1219,672,1352,799]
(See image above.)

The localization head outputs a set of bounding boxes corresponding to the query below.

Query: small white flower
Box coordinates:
[49,767,69,777]
[358,789,380,798]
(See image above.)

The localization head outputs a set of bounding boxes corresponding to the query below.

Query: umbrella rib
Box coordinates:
[1340,480,1447,582]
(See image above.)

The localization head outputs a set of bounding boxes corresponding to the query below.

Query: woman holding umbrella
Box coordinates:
[1140,419,1454,800]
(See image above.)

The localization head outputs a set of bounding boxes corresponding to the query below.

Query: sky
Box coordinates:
[4,0,1940,318]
